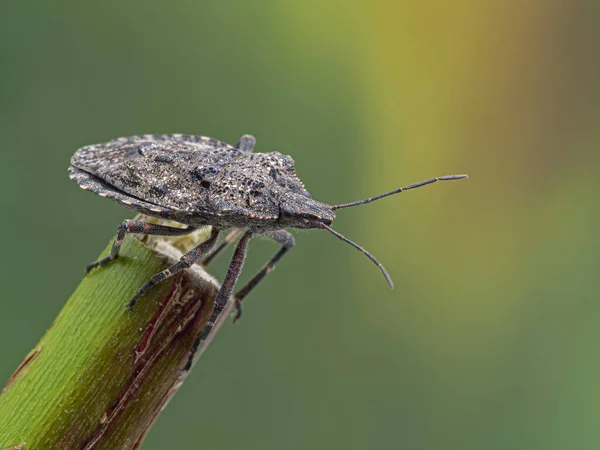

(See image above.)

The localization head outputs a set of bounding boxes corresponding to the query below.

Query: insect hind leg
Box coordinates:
[185,230,253,370]
[86,220,197,273]
[236,134,256,152]
[233,229,295,322]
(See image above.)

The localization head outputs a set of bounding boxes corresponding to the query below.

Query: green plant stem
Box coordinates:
[0,222,228,450]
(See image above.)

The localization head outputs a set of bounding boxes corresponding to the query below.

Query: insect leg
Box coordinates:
[232,230,295,322]
[127,228,220,309]
[86,220,197,273]
[236,134,256,152]
[185,230,253,370]
[200,228,244,267]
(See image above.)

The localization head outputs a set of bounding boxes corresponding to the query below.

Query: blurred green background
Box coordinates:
[1,1,599,449]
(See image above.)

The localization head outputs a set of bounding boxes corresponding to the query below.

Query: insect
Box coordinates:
[69,133,467,368]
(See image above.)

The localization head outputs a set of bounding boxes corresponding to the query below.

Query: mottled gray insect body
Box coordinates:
[70,132,467,368]
[70,133,334,232]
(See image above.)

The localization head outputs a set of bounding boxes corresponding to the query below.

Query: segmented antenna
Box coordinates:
[316,222,394,288]
[331,174,468,210]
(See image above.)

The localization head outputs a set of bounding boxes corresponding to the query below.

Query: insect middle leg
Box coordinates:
[200,228,244,267]
[233,229,295,322]
[185,230,253,370]
[127,228,220,309]
[86,220,198,273]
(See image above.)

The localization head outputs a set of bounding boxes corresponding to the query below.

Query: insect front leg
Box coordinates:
[184,230,253,370]
[233,229,295,322]
[200,228,244,267]
[236,134,256,152]
[86,220,198,273]
[127,228,220,309]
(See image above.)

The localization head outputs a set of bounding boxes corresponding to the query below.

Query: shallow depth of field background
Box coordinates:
[1,2,599,449]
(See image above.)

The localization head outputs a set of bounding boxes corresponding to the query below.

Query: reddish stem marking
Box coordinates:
[134,279,183,364]
[81,274,208,450]
[1,347,41,395]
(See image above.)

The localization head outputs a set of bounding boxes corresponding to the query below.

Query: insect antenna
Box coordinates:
[316,222,394,288]
[331,174,468,210]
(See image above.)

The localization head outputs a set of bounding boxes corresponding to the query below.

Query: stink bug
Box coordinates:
[69,133,467,367]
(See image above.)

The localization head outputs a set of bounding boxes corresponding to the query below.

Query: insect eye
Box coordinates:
[282,205,295,216]
[302,189,311,198]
